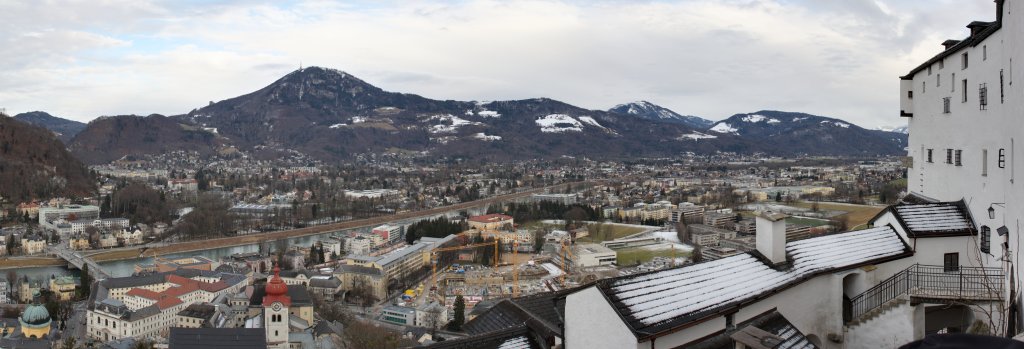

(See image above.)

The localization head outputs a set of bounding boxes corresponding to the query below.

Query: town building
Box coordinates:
[574,243,617,268]
[37,205,100,231]
[381,305,416,326]
[372,224,403,245]
[531,193,579,205]
[467,214,514,231]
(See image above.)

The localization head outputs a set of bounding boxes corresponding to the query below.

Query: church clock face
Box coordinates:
[272,302,283,311]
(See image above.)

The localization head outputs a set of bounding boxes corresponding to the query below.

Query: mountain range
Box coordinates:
[13,111,86,143]
[20,67,907,164]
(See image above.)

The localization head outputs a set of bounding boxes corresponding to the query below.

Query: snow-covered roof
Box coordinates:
[598,225,910,338]
[887,200,976,237]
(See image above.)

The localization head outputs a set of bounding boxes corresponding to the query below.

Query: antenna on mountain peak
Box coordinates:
[299,61,303,71]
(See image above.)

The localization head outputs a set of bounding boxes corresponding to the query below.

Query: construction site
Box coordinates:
[397,225,626,315]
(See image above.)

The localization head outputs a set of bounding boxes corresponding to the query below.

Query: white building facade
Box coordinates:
[902,0,1024,329]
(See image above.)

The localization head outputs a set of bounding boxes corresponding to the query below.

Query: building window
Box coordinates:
[927,149,934,163]
[980,83,988,110]
[923,81,926,93]
[943,97,951,113]
[946,149,953,164]
[929,65,933,75]
[981,226,991,254]
[939,59,944,69]
[1001,69,1005,103]
[944,253,959,272]
[984,45,988,60]
[963,79,968,102]
[983,149,989,176]
[999,148,1006,168]
[962,52,969,69]
[952,73,957,92]
[955,149,962,166]
[908,90,913,99]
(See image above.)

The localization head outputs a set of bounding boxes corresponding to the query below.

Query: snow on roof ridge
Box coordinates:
[603,226,908,329]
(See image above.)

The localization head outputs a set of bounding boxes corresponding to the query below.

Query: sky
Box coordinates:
[0,0,998,129]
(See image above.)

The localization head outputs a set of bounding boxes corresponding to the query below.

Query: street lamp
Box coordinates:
[989,203,1006,219]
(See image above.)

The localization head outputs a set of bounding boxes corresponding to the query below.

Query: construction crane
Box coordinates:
[559,238,574,286]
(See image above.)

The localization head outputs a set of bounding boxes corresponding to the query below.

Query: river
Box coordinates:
[14,208,481,283]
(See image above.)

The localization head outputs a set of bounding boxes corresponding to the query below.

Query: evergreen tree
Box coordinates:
[450,295,465,331]
[81,264,91,298]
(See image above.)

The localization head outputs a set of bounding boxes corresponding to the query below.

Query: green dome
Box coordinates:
[20,304,50,326]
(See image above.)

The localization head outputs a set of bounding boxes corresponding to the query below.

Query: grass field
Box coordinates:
[0,257,64,269]
[785,216,831,227]
[580,223,651,243]
[791,201,885,230]
[616,247,689,266]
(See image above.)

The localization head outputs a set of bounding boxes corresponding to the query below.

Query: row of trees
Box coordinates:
[404,217,466,244]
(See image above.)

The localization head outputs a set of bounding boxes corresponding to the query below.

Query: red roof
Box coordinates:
[468,214,513,223]
[263,267,291,307]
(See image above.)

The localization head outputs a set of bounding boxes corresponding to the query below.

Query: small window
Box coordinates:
[952,73,957,92]
[980,83,988,110]
[946,149,953,164]
[981,226,991,254]
[908,90,914,99]
[1000,69,1005,103]
[984,45,988,60]
[923,81,927,93]
[929,65,933,75]
[963,79,969,102]
[943,97,951,113]
[955,149,962,166]
[983,149,989,176]
[944,253,960,272]
[999,148,1006,168]
[927,149,934,163]
[939,59,945,69]
[962,52,969,69]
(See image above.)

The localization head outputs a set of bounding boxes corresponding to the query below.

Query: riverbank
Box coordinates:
[0,183,582,269]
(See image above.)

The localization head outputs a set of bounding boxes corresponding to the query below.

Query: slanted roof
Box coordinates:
[168,327,267,349]
[883,200,977,238]
[597,225,911,340]
[685,309,818,349]
[463,287,575,339]
[903,18,1000,78]
[419,325,542,349]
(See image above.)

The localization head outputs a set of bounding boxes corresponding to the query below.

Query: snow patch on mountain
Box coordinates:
[426,114,481,134]
[678,132,718,140]
[329,123,346,129]
[536,114,584,133]
[821,121,850,128]
[478,110,501,118]
[473,132,502,141]
[741,114,782,124]
[710,122,739,134]
[578,116,605,129]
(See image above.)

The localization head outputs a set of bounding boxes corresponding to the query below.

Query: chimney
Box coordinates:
[756,211,789,266]
[942,40,961,50]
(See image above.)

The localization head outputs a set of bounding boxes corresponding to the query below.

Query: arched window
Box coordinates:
[981,226,991,254]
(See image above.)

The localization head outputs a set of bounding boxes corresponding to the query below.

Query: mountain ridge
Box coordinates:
[65,66,907,164]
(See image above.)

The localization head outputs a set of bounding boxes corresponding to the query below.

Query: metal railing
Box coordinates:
[849,264,1004,322]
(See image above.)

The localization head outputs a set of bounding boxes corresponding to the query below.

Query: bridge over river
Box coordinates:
[52,247,112,279]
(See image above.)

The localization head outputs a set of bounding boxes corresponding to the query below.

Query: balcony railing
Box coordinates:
[849,264,1004,322]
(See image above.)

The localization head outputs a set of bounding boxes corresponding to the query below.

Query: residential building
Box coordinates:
[48,275,79,301]
[531,193,578,205]
[467,214,514,231]
[415,301,449,330]
[372,224,403,245]
[381,305,416,326]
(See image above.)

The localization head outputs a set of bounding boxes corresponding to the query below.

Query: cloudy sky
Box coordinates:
[0,0,997,128]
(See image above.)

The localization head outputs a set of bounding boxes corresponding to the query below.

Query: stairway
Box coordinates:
[846,296,908,327]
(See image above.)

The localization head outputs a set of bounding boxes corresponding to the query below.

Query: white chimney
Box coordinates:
[756,211,789,265]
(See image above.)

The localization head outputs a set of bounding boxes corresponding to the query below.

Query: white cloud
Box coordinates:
[0,0,998,129]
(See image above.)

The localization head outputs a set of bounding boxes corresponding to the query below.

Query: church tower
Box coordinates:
[264,266,291,349]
